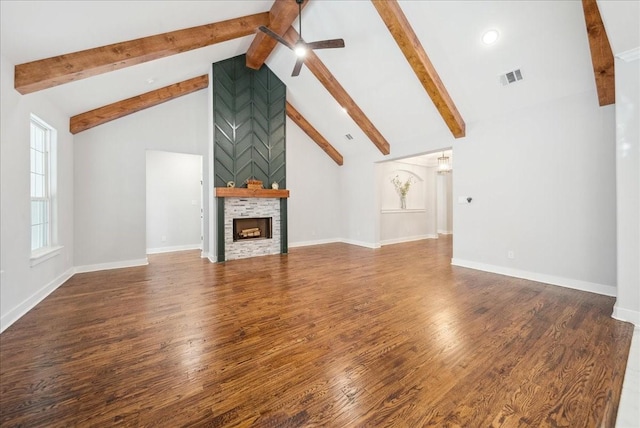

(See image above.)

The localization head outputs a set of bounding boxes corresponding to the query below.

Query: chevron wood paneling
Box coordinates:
[213,55,286,189]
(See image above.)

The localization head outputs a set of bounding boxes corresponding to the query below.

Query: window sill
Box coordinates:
[30,246,63,267]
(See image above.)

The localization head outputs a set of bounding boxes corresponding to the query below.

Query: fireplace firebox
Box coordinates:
[233,217,272,242]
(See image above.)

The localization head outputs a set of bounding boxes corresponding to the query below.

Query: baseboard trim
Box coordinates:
[451,258,616,297]
[381,234,438,246]
[612,304,640,327]
[289,238,341,248]
[1,267,74,333]
[147,244,202,255]
[75,258,149,274]
[339,239,381,249]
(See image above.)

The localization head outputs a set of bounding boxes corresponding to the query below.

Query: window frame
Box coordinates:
[29,114,61,265]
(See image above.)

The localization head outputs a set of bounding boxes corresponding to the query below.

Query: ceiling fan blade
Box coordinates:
[306,39,345,50]
[291,58,304,77]
[258,26,294,50]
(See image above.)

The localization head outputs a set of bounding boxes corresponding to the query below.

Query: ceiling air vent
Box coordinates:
[345,134,354,140]
[499,69,523,86]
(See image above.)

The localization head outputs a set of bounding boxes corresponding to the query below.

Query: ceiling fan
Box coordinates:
[258,0,345,77]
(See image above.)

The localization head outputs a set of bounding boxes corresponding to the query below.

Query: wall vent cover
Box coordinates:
[499,69,523,86]
[345,133,354,140]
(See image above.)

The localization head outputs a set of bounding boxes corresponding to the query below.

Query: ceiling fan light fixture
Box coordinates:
[294,43,307,58]
[257,0,344,77]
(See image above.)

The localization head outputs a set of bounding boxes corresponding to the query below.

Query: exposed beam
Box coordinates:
[371,0,465,138]
[286,101,344,165]
[283,27,391,155]
[246,0,308,70]
[70,75,209,134]
[581,0,615,106]
[15,13,269,95]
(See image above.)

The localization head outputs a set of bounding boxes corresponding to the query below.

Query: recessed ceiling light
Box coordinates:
[482,29,499,45]
[146,77,156,84]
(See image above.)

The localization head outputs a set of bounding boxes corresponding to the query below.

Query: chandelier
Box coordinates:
[437,152,452,174]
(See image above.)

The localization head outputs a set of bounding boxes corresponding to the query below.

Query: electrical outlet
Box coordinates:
[507,250,515,259]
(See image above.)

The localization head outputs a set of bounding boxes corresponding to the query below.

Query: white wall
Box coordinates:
[613,55,640,325]
[146,150,202,253]
[74,90,209,270]
[452,90,617,296]
[287,117,342,247]
[437,172,453,234]
[0,55,75,332]
[336,88,616,296]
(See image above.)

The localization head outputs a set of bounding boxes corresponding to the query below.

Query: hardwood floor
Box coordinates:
[0,236,634,427]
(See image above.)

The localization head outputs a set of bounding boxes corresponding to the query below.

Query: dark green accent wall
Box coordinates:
[213,54,286,189]
[280,199,288,254]
[216,198,225,262]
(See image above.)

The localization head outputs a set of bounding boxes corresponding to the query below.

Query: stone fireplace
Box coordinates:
[215,188,289,262]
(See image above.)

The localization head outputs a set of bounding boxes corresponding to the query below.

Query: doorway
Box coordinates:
[376,149,453,246]
[145,150,203,255]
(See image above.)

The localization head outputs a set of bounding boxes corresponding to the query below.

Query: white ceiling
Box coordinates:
[1,1,637,159]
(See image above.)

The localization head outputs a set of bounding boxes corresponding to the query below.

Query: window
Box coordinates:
[30,114,57,257]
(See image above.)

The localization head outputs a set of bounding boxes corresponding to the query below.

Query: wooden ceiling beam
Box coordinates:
[286,101,344,165]
[581,0,615,106]
[246,0,308,70]
[283,27,390,155]
[371,0,465,138]
[69,75,209,134]
[15,13,269,95]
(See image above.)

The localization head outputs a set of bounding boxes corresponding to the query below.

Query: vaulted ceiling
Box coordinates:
[0,0,624,162]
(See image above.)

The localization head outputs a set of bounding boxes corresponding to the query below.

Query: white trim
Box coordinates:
[450,258,616,297]
[339,239,381,249]
[0,267,74,333]
[75,258,148,274]
[289,238,341,248]
[146,244,202,255]
[612,304,640,327]
[206,253,217,263]
[438,230,453,235]
[616,47,640,62]
[29,245,63,267]
[381,234,437,246]
[381,209,426,214]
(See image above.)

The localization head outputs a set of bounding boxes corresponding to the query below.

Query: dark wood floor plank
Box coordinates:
[0,237,633,427]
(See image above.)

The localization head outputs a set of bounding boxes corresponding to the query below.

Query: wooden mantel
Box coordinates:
[215,187,290,198]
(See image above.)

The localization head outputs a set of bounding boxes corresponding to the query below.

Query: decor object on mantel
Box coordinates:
[391,175,414,209]
[437,152,452,174]
[246,179,263,190]
[227,181,235,188]
[271,182,279,190]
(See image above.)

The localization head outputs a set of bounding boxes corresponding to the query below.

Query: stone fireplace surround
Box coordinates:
[215,188,289,262]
